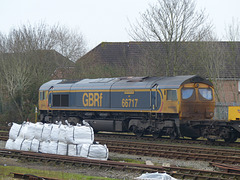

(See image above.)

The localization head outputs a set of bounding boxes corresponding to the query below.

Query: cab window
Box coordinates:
[199,88,212,100]
[167,90,177,101]
[182,88,194,100]
[40,91,45,100]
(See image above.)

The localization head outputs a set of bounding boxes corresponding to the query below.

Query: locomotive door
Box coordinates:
[48,86,54,108]
[151,84,158,110]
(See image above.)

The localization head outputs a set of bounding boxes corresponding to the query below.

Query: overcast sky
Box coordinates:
[1,0,240,50]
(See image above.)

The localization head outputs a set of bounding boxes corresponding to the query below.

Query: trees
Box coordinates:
[225,18,240,41]
[128,0,213,76]
[3,22,86,62]
[0,22,87,123]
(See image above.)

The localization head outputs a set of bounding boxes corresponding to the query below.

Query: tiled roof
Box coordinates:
[76,41,240,78]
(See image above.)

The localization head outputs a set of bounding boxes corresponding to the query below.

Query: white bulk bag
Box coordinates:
[48,141,58,154]
[21,139,32,151]
[66,126,74,144]
[34,122,44,141]
[41,124,52,141]
[136,172,177,180]
[68,144,77,156]
[9,123,21,140]
[12,137,24,150]
[39,141,50,153]
[74,125,94,144]
[18,123,28,139]
[24,123,35,140]
[58,125,67,143]
[78,144,109,160]
[5,139,14,149]
[50,124,60,141]
[57,142,67,155]
[31,138,40,152]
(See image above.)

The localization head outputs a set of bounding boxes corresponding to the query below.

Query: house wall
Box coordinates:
[213,80,240,120]
[215,80,240,103]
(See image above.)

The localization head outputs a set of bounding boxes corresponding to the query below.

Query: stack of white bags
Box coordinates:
[5,122,109,160]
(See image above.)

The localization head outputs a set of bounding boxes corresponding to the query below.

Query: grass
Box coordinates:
[110,157,145,165]
[0,166,118,180]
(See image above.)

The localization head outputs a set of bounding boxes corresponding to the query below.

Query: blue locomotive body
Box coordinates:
[38,76,240,142]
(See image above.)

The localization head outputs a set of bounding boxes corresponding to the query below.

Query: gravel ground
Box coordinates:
[0,141,216,179]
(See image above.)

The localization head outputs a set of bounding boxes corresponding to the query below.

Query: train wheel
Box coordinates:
[152,132,161,139]
[135,132,144,138]
[190,136,199,140]
[132,125,144,138]
[170,131,179,140]
[224,132,238,143]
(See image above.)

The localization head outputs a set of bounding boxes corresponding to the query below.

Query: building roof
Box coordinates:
[76,41,240,78]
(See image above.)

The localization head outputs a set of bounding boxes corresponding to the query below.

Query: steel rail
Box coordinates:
[95,132,240,148]
[97,139,240,165]
[0,149,240,180]
[96,139,240,157]
[11,172,60,180]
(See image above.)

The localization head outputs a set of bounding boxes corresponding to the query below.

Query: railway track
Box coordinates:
[2,136,240,164]
[97,139,240,157]
[2,126,240,148]
[0,126,10,131]
[97,139,240,165]
[1,148,240,180]
[95,132,240,148]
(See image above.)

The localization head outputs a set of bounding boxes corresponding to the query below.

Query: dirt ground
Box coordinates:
[0,141,216,179]
[0,153,215,180]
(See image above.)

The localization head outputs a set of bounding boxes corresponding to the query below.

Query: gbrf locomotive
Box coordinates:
[39,75,240,142]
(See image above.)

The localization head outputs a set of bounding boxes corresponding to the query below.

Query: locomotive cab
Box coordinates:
[39,90,48,110]
[179,82,215,120]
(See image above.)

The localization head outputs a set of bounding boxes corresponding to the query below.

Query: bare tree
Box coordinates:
[0,22,87,122]
[54,26,87,62]
[128,0,212,76]
[129,0,211,42]
[0,54,34,120]
[225,18,240,41]
[3,22,87,62]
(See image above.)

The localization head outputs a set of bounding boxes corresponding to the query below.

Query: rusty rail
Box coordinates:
[11,172,60,180]
[97,139,240,165]
[210,162,240,174]
[1,149,240,179]
[95,132,240,148]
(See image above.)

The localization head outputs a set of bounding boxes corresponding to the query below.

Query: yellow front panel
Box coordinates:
[228,106,240,121]
[161,89,179,113]
[38,91,49,110]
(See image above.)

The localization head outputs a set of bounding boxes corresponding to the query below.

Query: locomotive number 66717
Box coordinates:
[39,75,240,142]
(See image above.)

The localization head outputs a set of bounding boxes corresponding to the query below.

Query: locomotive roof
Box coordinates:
[39,75,213,91]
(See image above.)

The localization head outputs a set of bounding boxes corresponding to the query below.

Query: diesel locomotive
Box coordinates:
[39,75,240,142]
